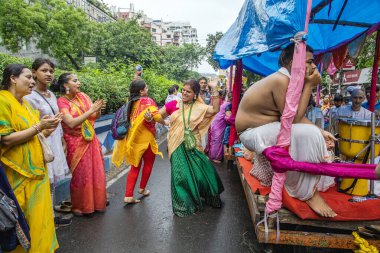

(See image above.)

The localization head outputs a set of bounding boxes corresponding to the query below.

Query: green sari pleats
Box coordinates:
[170,143,224,217]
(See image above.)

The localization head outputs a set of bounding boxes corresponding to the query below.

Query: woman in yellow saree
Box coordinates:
[0,64,61,252]
[145,79,224,217]
[112,79,166,204]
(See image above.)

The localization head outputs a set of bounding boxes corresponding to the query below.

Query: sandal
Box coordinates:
[138,189,150,196]
[54,204,71,213]
[124,197,141,204]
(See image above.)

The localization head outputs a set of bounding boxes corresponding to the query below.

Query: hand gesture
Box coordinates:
[305,68,321,88]
[144,109,153,122]
[90,100,104,113]
[209,79,218,89]
[38,115,61,131]
[321,130,336,150]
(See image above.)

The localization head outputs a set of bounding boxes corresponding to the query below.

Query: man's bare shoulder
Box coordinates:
[246,71,288,93]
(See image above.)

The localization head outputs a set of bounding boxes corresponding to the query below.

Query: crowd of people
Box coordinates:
[0,58,232,252]
[2,44,380,251]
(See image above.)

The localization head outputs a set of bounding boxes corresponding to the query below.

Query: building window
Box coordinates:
[166,35,171,38]
[152,28,156,32]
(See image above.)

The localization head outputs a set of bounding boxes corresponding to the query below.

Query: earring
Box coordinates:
[65,87,70,95]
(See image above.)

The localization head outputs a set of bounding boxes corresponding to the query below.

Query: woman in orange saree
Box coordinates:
[112,79,166,204]
[56,73,107,216]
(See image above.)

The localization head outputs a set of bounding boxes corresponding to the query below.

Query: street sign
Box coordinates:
[84,56,97,65]
[342,57,355,71]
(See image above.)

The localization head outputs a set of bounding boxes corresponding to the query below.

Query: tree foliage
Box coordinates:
[159,43,205,82]
[355,33,376,69]
[90,20,162,68]
[0,0,93,70]
[206,31,224,71]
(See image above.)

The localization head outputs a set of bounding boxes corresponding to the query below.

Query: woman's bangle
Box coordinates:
[32,124,41,133]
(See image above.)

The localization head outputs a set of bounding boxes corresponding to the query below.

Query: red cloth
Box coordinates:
[228,60,243,147]
[283,186,380,221]
[332,45,348,69]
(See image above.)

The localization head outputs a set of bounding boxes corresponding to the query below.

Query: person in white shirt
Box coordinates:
[335,89,371,120]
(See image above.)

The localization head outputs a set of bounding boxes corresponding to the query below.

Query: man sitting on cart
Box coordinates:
[236,44,337,218]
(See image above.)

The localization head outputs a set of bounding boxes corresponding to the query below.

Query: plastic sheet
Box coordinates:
[214,0,380,76]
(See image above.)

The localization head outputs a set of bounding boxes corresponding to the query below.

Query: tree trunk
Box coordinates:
[65,52,81,70]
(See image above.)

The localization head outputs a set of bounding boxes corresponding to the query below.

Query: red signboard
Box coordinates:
[333,70,361,84]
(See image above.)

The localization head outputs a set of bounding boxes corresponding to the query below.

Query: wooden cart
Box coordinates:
[235,157,380,252]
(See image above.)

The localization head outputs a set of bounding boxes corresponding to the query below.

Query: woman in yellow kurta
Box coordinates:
[112,79,166,204]
[0,64,61,252]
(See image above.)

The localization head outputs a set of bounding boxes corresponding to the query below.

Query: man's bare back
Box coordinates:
[236,71,289,133]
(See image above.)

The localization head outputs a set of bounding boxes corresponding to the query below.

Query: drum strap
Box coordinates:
[339,145,371,194]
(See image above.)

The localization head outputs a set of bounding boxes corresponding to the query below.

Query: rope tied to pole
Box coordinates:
[290,31,308,52]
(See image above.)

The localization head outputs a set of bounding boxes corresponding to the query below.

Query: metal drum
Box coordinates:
[337,118,380,196]
[338,118,380,160]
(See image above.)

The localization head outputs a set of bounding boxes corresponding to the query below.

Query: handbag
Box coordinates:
[25,104,55,163]
[182,102,196,151]
[37,132,55,163]
[0,189,18,232]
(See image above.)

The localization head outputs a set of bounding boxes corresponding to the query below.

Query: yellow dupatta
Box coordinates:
[0,90,46,191]
[167,99,213,158]
[112,103,163,167]
[0,90,58,252]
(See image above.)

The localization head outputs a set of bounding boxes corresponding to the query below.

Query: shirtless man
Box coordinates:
[236,44,337,218]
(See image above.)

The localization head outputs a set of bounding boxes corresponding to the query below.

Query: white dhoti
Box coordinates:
[240,122,335,201]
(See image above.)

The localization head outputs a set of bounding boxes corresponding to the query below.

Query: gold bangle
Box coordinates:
[32,124,41,133]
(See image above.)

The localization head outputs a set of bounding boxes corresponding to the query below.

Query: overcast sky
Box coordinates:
[103,0,245,73]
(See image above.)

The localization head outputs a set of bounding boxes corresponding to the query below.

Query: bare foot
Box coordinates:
[306,191,337,218]
[138,188,150,196]
[212,160,222,164]
[124,197,141,204]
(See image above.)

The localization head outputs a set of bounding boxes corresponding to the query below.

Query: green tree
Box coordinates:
[356,33,376,69]
[159,43,205,81]
[205,31,224,71]
[0,0,93,70]
[89,20,161,68]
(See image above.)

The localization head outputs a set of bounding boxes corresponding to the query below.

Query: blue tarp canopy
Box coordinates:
[214,0,380,76]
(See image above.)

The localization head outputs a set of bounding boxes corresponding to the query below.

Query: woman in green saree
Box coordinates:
[145,79,224,217]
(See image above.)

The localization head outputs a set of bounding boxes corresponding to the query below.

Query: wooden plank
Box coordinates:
[237,159,261,223]
[254,192,380,231]
[256,225,380,249]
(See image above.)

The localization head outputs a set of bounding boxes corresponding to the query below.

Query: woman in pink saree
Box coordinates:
[56,73,107,216]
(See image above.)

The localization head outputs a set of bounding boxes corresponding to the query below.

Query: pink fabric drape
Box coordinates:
[228,60,243,147]
[266,0,313,214]
[263,146,377,179]
[369,31,380,112]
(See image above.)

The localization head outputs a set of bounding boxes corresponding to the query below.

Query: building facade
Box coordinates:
[117,4,198,47]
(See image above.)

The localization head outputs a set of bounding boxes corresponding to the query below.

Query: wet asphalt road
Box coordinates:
[56,142,258,253]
